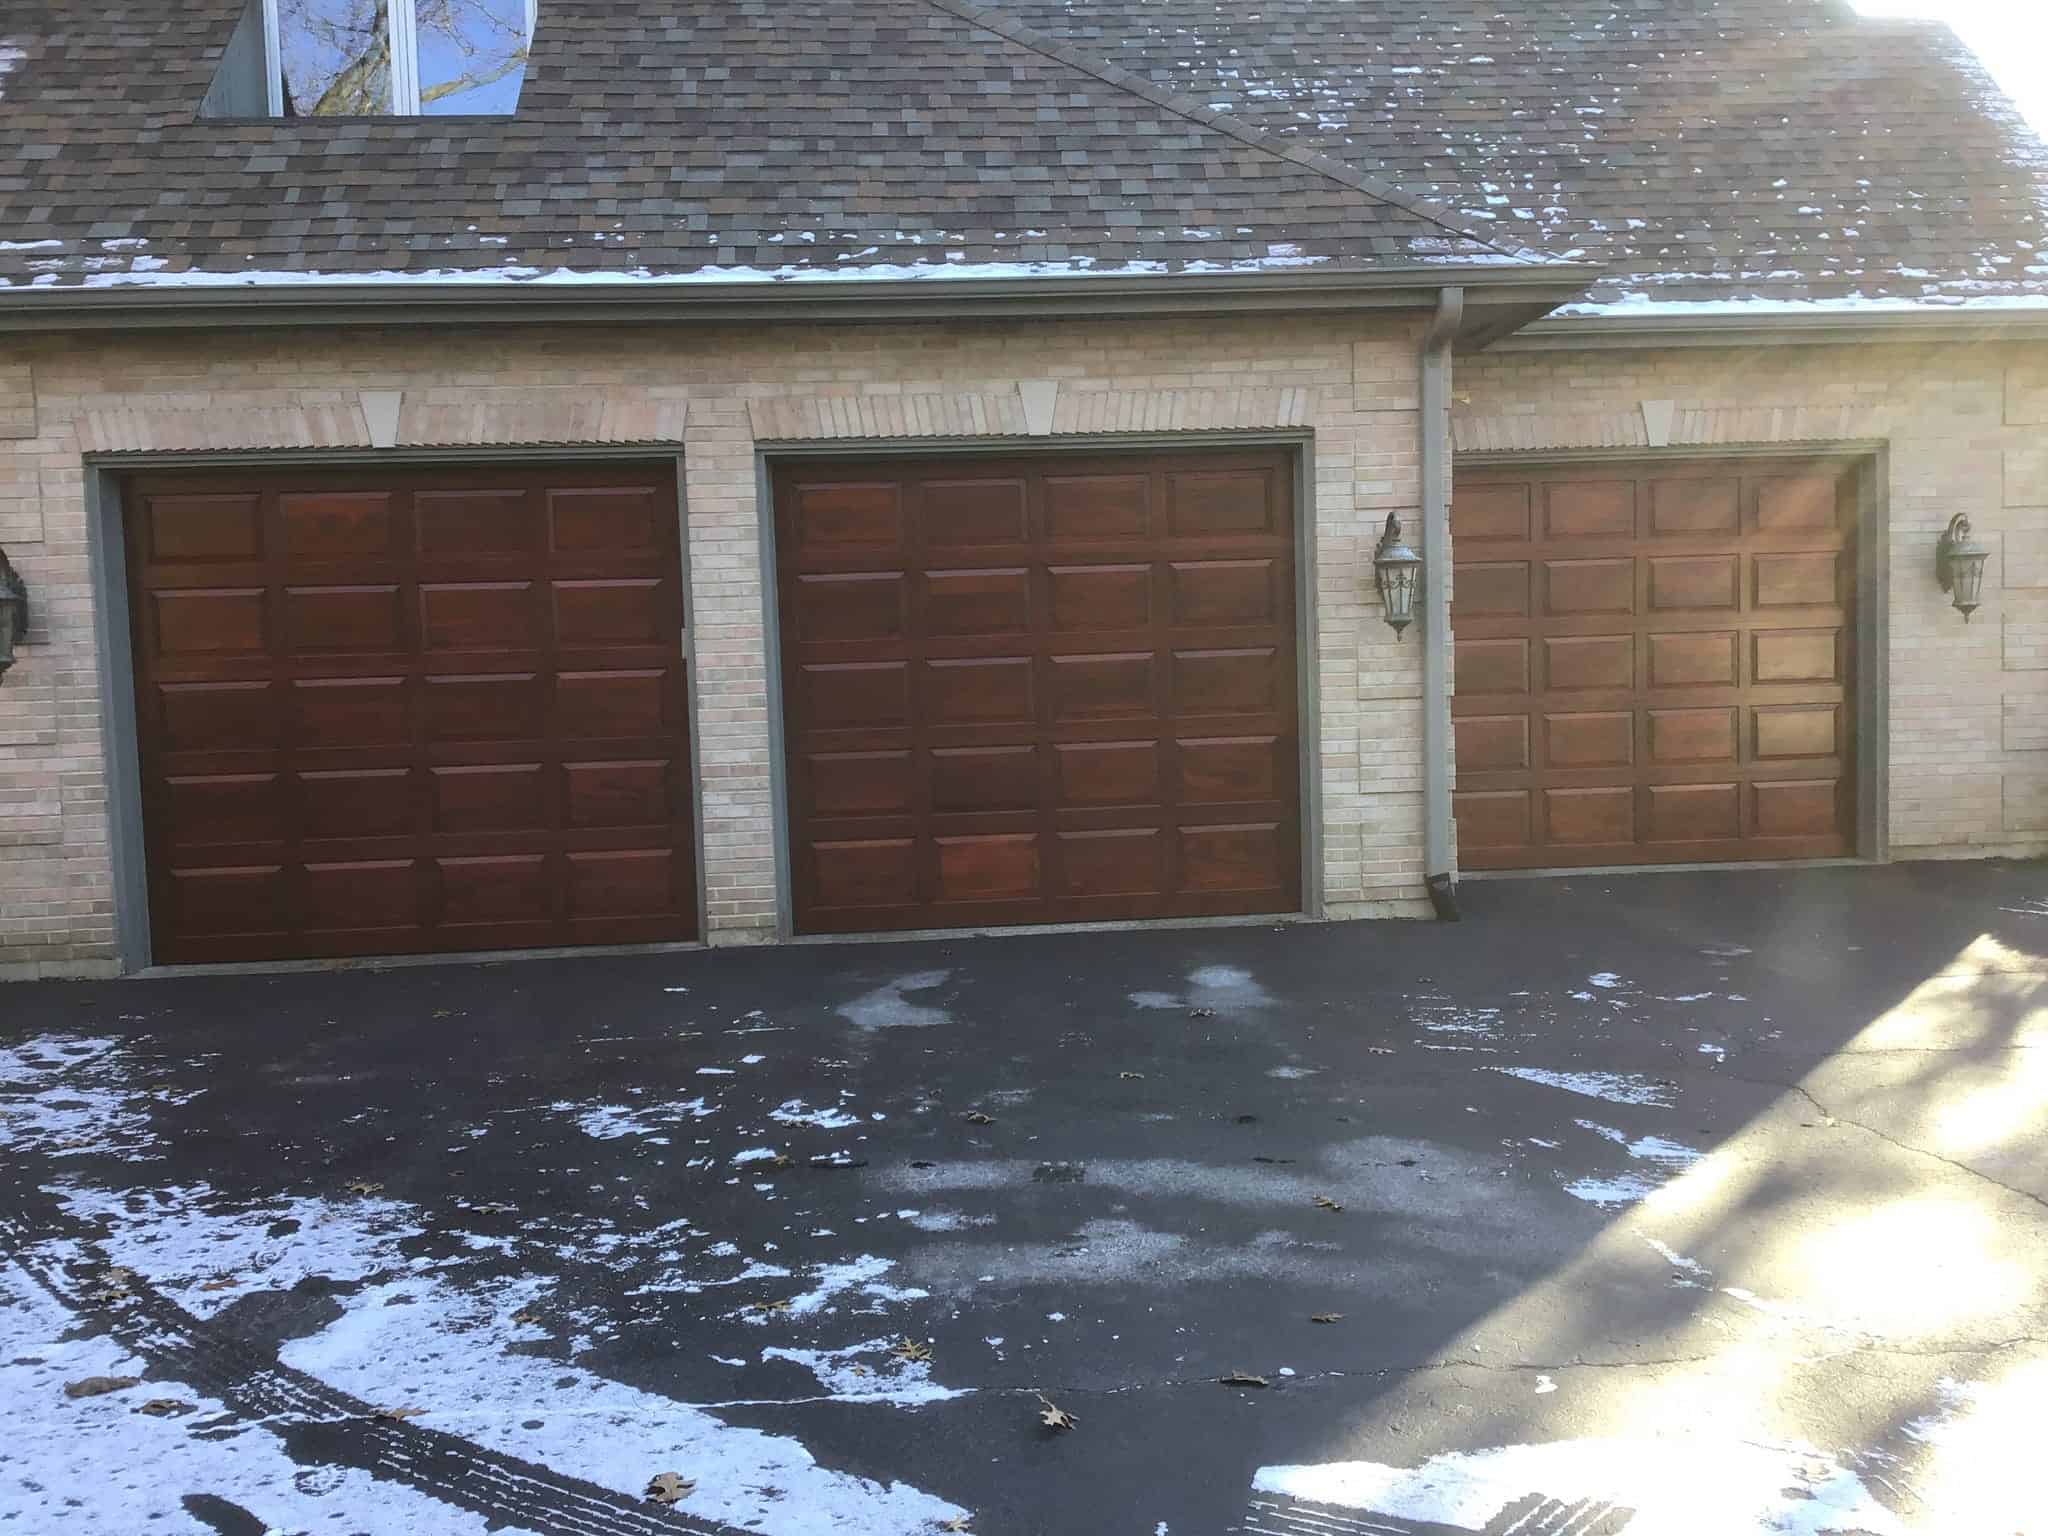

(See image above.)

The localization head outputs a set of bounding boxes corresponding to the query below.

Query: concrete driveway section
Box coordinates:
[3,862,2045,1536]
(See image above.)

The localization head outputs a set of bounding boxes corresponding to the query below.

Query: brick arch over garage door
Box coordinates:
[1451,456,1859,870]
[124,464,696,964]
[774,450,1302,934]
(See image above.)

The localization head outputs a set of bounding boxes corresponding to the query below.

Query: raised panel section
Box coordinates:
[424,673,541,742]
[554,579,665,647]
[1173,648,1277,716]
[1051,652,1153,722]
[1544,481,1633,538]
[287,584,403,654]
[1648,556,1738,612]
[1649,479,1739,535]
[1180,736,1284,802]
[924,657,1034,725]
[1647,784,1740,842]
[303,860,419,931]
[1049,565,1149,631]
[300,768,414,839]
[159,682,280,751]
[431,763,547,833]
[811,839,917,910]
[148,495,263,561]
[1754,629,1841,684]
[1754,705,1839,760]
[414,490,537,556]
[1168,470,1274,537]
[1454,790,1531,851]
[163,774,286,847]
[1055,741,1160,806]
[1456,715,1530,772]
[1453,562,1531,620]
[795,573,905,643]
[1455,638,1530,695]
[1170,560,1276,626]
[924,569,1029,637]
[806,752,914,817]
[1755,477,1840,531]
[1178,822,1284,892]
[155,589,266,655]
[936,834,1040,902]
[1754,779,1841,838]
[555,670,666,739]
[281,492,394,558]
[1545,559,1634,616]
[439,854,551,925]
[1451,483,1531,543]
[565,760,673,828]
[923,480,1027,546]
[792,483,902,550]
[931,746,1039,813]
[1648,708,1736,764]
[1059,829,1161,896]
[1545,635,1632,692]
[568,849,676,918]
[1754,551,1840,608]
[803,663,910,729]
[549,486,661,553]
[1545,787,1634,846]
[1545,712,1633,769]
[169,866,288,935]
[1046,475,1148,541]
[293,676,410,748]
[421,582,537,652]
[1648,632,1738,688]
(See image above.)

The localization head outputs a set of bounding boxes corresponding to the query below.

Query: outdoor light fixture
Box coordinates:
[0,548,26,684]
[1935,512,1989,621]
[1373,512,1423,637]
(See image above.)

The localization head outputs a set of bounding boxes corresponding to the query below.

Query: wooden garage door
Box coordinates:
[1452,458,1857,869]
[126,464,695,964]
[775,451,1301,933]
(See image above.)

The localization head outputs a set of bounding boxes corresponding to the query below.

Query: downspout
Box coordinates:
[1420,286,1464,921]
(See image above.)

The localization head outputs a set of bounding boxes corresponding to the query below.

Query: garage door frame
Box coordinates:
[755,433,1322,940]
[84,448,702,973]
[1449,441,1888,873]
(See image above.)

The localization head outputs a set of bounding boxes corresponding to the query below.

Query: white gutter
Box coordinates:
[1421,285,1464,920]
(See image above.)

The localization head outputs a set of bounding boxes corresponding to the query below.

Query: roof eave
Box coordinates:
[1494,304,2048,351]
[0,264,1598,334]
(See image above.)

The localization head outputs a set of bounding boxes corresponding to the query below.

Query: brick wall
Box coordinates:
[1455,339,2048,860]
[0,314,1432,976]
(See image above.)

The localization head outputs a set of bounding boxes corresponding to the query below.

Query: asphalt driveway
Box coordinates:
[3,861,2045,1535]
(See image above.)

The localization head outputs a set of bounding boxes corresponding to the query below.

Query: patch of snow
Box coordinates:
[760,1339,970,1406]
[558,1098,714,1140]
[770,1098,862,1131]
[1488,1067,1674,1107]
[0,1035,199,1161]
[837,970,951,1031]
[785,1255,928,1317]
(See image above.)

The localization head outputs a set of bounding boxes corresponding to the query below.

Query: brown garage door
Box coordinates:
[1452,457,1858,869]
[775,451,1301,934]
[125,464,696,964]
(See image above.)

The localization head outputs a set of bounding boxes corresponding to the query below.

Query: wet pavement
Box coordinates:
[3,860,2045,1534]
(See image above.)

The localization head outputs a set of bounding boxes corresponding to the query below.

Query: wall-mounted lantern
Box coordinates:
[0,549,27,683]
[1373,513,1423,638]
[1935,513,1989,621]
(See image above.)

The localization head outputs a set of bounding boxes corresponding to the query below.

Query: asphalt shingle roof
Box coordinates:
[0,0,1528,290]
[978,0,2048,306]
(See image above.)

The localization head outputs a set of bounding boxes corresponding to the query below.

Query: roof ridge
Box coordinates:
[918,0,1551,266]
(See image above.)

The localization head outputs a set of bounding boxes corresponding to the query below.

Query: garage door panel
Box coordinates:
[1455,458,1855,870]
[154,588,268,656]
[1450,483,1531,543]
[1453,561,1531,620]
[128,464,694,962]
[779,452,1297,932]
[568,848,677,918]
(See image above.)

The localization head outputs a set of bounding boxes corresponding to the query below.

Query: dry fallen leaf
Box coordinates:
[1311,1313,1345,1324]
[64,1375,140,1400]
[941,1519,974,1533]
[1313,1195,1344,1212]
[890,1337,933,1364]
[644,1472,694,1505]
[469,1201,517,1215]
[373,1406,426,1423]
[344,1181,384,1196]
[510,1308,543,1326]
[961,1110,995,1125]
[86,1266,137,1303]
[1036,1392,1076,1432]
[768,1152,795,1169]
[746,1299,792,1315]
[1219,1371,1270,1388]
[198,1275,239,1292]
[135,1398,190,1417]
